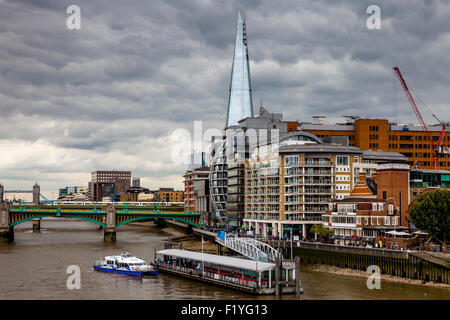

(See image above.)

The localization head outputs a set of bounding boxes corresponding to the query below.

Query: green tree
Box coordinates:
[409,189,450,253]
[309,224,334,243]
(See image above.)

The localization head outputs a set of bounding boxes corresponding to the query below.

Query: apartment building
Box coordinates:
[210,107,295,227]
[183,166,209,211]
[243,132,362,239]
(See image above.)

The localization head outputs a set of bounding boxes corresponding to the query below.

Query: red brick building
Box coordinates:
[375,163,410,227]
[183,166,209,212]
[323,165,410,244]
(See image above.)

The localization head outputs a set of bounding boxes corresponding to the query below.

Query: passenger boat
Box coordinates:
[93,252,158,277]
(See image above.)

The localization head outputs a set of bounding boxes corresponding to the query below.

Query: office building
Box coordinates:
[298,116,450,170]
[88,170,131,202]
[410,168,450,202]
[157,188,183,202]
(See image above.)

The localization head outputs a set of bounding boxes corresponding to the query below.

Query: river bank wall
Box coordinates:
[132,220,449,288]
[264,240,450,286]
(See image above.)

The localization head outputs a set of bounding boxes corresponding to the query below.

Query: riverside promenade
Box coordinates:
[263,240,450,285]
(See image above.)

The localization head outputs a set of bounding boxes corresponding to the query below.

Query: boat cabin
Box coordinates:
[157,249,301,295]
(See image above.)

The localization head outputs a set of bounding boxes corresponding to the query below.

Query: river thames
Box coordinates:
[0,219,449,300]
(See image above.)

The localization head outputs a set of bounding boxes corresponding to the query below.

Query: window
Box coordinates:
[388,204,394,215]
[285,156,298,166]
[393,216,398,226]
[337,156,349,166]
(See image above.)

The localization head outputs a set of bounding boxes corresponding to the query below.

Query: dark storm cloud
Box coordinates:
[1,0,450,190]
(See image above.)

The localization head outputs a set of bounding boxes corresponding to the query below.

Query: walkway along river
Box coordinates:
[0,218,449,299]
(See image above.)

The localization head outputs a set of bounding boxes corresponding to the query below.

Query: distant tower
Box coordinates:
[225,12,254,128]
[0,183,3,202]
[33,182,40,205]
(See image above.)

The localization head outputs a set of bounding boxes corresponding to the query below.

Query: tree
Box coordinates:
[409,189,450,253]
[309,224,334,243]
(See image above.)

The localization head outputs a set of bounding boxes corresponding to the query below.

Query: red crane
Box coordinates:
[393,66,448,170]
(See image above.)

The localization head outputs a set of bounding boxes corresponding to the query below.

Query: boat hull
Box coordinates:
[93,265,158,277]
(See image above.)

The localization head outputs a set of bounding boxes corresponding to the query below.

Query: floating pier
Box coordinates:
[156,249,303,295]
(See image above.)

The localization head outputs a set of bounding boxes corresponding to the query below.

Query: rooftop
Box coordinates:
[411,168,450,175]
[349,173,376,198]
[333,197,384,203]
[297,120,450,133]
[157,249,276,272]
[362,150,408,162]
[280,143,363,155]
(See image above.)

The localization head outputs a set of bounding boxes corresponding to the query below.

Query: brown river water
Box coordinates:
[0,218,449,300]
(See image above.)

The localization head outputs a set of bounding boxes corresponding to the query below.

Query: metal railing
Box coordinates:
[216,233,282,261]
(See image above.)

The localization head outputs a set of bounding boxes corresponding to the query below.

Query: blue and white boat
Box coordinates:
[94,252,158,277]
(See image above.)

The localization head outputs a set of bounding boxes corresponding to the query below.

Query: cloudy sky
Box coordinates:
[1,0,450,196]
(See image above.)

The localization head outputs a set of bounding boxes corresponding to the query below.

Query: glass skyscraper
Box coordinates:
[225,12,254,128]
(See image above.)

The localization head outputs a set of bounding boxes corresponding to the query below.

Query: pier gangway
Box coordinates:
[216,233,282,262]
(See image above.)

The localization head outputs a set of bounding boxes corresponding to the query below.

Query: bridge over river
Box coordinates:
[0,202,200,242]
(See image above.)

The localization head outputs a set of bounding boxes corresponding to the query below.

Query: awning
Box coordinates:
[412,231,428,235]
[385,230,411,236]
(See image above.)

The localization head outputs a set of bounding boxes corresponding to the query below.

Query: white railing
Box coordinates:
[217,233,282,261]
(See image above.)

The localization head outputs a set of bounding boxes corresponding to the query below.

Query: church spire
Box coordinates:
[225,12,254,128]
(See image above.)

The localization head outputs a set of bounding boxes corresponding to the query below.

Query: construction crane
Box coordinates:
[393,66,449,170]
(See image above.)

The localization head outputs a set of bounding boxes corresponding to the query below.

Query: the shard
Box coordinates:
[225,12,254,128]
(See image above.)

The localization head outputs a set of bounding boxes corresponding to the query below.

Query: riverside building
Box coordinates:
[298,116,450,170]
[323,166,410,242]
[243,132,362,239]
[409,168,450,203]
[183,165,210,213]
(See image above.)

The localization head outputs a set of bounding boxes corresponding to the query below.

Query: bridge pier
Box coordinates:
[0,202,13,242]
[104,204,116,242]
[104,227,116,242]
[0,227,14,243]
[32,218,41,232]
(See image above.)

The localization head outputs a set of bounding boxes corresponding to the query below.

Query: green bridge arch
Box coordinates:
[10,214,199,229]
[116,216,200,228]
[10,214,107,228]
